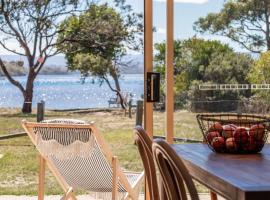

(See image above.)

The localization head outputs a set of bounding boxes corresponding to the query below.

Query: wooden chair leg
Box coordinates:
[38,155,46,200]
[64,187,74,200]
[210,191,218,200]
[112,156,118,200]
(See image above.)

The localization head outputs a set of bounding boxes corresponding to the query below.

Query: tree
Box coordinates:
[247,51,270,112]
[154,38,253,110]
[0,0,88,113]
[58,2,142,109]
[204,51,253,84]
[194,0,270,53]
[154,38,232,94]
[248,51,270,84]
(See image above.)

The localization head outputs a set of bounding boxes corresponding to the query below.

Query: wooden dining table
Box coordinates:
[172,143,270,200]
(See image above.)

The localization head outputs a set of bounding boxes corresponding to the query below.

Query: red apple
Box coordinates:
[211,137,225,152]
[243,135,257,152]
[209,122,223,133]
[226,138,238,152]
[207,131,220,143]
[233,127,249,146]
[228,124,238,129]
[222,124,236,139]
[249,124,265,141]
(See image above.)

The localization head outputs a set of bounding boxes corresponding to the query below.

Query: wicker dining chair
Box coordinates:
[134,126,164,200]
[22,119,144,200]
[152,139,200,200]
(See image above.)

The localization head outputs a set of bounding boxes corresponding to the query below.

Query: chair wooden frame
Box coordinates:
[134,126,161,200]
[22,120,144,200]
[152,139,200,200]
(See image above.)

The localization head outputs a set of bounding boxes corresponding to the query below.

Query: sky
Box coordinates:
[0,0,245,55]
[127,0,244,53]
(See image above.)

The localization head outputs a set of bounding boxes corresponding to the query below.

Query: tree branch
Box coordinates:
[3,12,32,58]
[0,58,26,96]
[103,76,126,109]
[0,41,26,56]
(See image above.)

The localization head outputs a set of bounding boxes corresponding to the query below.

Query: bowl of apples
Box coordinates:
[197,114,270,154]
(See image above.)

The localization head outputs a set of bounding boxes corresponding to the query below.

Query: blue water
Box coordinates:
[0,74,144,109]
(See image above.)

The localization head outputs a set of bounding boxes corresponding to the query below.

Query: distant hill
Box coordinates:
[0,54,144,75]
[0,55,67,67]
[0,61,25,76]
[0,61,69,76]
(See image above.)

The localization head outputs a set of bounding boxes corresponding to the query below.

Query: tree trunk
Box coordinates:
[22,71,35,113]
[113,74,121,92]
[103,73,127,109]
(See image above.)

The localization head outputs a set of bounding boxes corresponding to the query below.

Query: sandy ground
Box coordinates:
[0,194,225,200]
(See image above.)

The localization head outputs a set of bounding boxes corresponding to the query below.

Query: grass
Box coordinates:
[0,108,207,195]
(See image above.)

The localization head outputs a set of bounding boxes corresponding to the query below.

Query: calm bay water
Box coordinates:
[0,74,144,109]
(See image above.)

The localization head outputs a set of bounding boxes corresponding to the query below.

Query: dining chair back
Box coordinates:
[152,139,199,200]
[134,126,161,200]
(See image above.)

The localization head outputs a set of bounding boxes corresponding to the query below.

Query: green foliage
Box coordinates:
[194,0,270,53]
[248,51,270,84]
[154,38,233,93]
[58,2,142,109]
[181,38,233,82]
[154,38,253,110]
[58,4,128,69]
[73,53,111,78]
[58,3,141,91]
[205,52,253,84]
[247,51,270,110]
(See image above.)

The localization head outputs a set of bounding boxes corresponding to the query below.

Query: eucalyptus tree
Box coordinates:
[0,0,92,113]
[194,0,270,53]
[57,2,142,109]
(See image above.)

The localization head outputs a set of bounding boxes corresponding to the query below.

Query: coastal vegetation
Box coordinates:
[154,0,270,112]
[58,3,142,109]
[195,0,270,53]
[154,38,255,112]
[0,0,90,113]
[0,0,141,113]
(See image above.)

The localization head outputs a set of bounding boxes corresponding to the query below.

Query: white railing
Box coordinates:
[199,84,270,90]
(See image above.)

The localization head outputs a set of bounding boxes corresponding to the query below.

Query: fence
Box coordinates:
[190,99,270,114]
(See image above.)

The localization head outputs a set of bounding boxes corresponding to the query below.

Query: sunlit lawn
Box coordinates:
[0,108,206,195]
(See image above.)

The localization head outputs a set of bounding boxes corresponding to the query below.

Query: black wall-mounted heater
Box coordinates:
[146,72,160,102]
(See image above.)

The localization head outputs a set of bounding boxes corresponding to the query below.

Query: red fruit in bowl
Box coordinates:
[243,135,257,152]
[206,131,220,143]
[222,124,236,139]
[228,124,238,129]
[249,124,265,141]
[226,138,238,152]
[233,127,249,146]
[211,137,225,152]
[209,122,223,133]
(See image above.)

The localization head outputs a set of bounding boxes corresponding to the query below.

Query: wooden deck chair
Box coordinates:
[22,119,144,200]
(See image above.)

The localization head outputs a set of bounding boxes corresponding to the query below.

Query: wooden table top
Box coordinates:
[172,143,270,200]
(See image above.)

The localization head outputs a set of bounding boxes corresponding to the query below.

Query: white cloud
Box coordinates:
[157,28,166,34]
[154,0,209,4]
